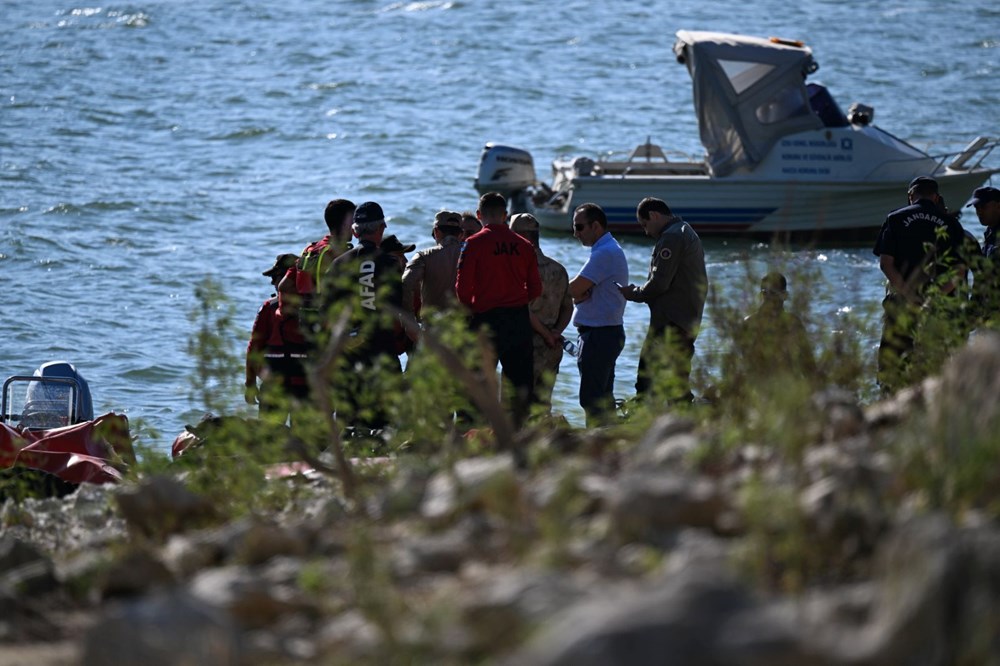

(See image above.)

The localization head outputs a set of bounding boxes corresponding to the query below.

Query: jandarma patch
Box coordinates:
[659,248,673,260]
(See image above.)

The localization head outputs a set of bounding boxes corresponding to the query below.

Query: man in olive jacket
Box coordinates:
[620,197,707,403]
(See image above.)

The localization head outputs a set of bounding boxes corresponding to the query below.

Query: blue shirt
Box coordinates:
[572,231,629,327]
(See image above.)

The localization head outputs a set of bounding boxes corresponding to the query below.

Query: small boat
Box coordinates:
[1,361,134,496]
[474,30,998,240]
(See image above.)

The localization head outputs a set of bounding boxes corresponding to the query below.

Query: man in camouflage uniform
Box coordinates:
[509,213,573,412]
[402,210,465,319]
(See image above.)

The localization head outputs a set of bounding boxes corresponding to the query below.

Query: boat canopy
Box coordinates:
[674,30,825,177]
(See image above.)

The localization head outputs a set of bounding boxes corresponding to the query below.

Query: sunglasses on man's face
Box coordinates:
[573,222,588,231]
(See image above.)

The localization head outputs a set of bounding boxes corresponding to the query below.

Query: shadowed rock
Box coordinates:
[116,476,216,539]
[81,590,241,665]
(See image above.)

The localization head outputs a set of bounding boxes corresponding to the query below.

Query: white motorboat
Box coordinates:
[474,30,998,239]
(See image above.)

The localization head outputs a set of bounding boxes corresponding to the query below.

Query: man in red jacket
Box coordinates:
[246,253,310,424]
[456,192,542,427]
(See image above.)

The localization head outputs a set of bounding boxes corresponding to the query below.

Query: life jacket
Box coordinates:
[263,313,310,388]
[295,236,334,296]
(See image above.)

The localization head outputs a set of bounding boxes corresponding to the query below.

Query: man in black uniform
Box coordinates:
[967,186,1000,326]
[873,176,965,393]
[326,201,404,430]
[970,186,1000,259]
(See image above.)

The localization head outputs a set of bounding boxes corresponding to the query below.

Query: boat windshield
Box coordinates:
[674,31,826,176]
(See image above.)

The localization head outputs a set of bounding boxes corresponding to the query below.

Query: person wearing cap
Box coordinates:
[967,186,1000,325]
[327,201,405,430]
[380,234,416,267]
[569,202,629,427]
[456,192,542,428]
[380,234,417,354]
[968,186,1000,258]
[873,176,965,393]
[620,197,707,405]
[402,210,465,319]
[509,212,573,413]
[736,272,815,383]
[245,253,311,423]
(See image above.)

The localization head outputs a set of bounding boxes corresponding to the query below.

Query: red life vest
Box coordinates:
[263,310,310,388]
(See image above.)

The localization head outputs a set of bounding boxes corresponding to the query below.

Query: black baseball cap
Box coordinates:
[381,234,415,254]
[907,176,939,194]
[263,253,299,278]
[353,201,385,226]
[966,186,1000,207]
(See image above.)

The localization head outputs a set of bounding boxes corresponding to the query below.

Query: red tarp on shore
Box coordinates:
[0,413,132,485]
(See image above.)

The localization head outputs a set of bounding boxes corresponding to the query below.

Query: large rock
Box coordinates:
[189,562,312,629]
[934,331,1000,432]
[515,564,821,666]
[420,455,520,525]
[0,588,60,642]
[391,526,473,578]
[0,535,56,597]
[624,414,699,471]
[458,568,588,657]
[607,471,729,543]
[116,475,216,538]
[0,535,45,574]
[162,531,226,578]
[230,519,311,565]
[852,515,1000,665]
[98,548,175,599]
[811,388,866,442]
[81,590,241,665]
[372,465,432,519]
[70,482,118,530]
[798,471,887,569]
[316,609,382,660]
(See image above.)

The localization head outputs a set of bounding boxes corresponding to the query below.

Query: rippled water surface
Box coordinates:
[3,1,997,445]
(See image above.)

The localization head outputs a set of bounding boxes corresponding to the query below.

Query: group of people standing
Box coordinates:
[244,176,1000,435]
[244,192,712,433]
[568,198,709,425]
[873,179,1000,393]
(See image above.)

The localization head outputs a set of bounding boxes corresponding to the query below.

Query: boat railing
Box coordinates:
[943,136,998,172]
[863,137,999,180]
[591,142,707,177]
[596,161,709,177]
[554,137,707,178]
[919,136,998,174]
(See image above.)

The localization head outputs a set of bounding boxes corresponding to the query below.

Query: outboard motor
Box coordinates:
[22,361,94,428]
[475,143,537,198]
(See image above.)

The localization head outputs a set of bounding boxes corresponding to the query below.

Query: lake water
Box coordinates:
[3,0,997,446]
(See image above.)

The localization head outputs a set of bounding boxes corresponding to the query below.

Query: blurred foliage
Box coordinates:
[115,246,1000,602]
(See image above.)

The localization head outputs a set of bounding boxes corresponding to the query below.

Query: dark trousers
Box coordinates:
[577,325,625,427]
[472,306,534,426]
[339,349,402,431]
[636,323,696,403]
[877,294,917,394]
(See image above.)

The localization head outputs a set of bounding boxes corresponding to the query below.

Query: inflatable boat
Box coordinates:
[0,362,134,496]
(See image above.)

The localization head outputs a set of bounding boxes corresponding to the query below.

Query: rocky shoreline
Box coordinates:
[4,335,1000,665]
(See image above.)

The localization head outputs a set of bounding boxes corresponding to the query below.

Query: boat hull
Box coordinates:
[530,170,994,241]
